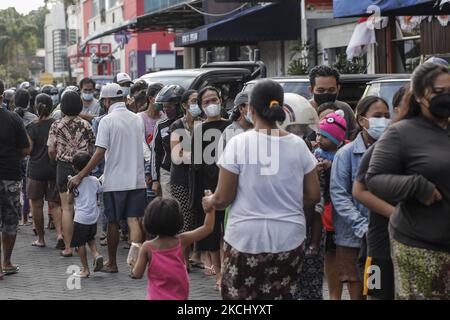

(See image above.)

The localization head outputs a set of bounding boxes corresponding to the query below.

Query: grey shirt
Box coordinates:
[367,116,450,253]
[82,99,101,117]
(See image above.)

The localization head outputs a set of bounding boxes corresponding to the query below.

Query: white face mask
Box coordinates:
[204,104,221,118]
[365,117,391,140]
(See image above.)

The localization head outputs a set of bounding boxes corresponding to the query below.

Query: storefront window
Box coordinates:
[238,45,256,61]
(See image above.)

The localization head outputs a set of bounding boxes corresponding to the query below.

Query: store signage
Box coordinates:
[181,32,198,45]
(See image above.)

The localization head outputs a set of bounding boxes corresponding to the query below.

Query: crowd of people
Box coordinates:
[0,60,449,300]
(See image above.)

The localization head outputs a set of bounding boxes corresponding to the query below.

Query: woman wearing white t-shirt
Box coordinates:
[202,79,320,300]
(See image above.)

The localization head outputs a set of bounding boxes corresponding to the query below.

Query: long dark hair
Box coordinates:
[35,93,53,120]
[397,62,449,121]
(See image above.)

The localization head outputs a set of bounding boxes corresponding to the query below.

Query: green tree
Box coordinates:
[332,53,367,74]
[288,40,314,76]
[0,8,38,85]
[28,6,49,48]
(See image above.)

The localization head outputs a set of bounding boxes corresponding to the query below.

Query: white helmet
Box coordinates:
[277,93,319,131]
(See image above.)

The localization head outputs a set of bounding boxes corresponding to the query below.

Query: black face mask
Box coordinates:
[314,92,338,106]
[429,93,450,119]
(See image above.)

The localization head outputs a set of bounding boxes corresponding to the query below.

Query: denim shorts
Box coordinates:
[103,189,146,223]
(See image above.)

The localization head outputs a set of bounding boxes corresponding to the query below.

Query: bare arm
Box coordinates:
[303,168,321,209]
[131,241,151,279]
[22,136,32,157]
[48,145,56,161]
[180,200,215,249]
[352,180,395,219]
[67,147,106,189]
[79,112,95,123]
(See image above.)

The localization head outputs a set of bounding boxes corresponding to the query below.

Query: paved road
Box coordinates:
[0,217,219,300]
[0,216,348,300]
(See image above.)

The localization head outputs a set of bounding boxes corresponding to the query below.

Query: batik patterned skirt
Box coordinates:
[391,238,450,300]
[221,242,305,300]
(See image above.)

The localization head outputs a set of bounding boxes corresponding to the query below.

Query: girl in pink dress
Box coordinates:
[131,194,215,300]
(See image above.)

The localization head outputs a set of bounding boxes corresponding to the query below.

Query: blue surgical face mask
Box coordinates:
[245,110,254,125]
[188,104,202,118]
[121,87,130,98]
[365,117,390,140]
[82,92,94,101]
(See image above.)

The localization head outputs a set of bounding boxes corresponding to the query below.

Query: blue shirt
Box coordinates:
[330,132,369,248]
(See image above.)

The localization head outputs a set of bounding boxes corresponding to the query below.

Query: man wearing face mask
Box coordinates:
[113,72,133,107]
[68,83,146,273]
[79,77,101,123]
[219,91,254,150]
[150,85,185,198]
[309,66,359,140]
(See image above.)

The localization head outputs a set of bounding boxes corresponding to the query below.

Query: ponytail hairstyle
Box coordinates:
[397,62,449,122]
[35,93,53,120]
[249,79,285,124]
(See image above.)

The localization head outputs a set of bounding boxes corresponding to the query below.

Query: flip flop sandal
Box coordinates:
[60,250,73,257]
[31,241,46,248]
[74,272,90,278]
[203,266,216,276]
[100,264,118,273]
[3,265,19,275]
[0,272,5,280]
[93,256,104,272]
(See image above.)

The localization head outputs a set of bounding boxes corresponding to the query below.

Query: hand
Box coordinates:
[202,190,215,213]
[322,160,332,171]
[317,160,324,174]
[145,176,152,187]
[67,174,82,191]
[423,187,442,206]
[152,181,161,196]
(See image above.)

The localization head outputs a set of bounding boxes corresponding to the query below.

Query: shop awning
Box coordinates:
[333,0,450,18]
[174,1,301,47]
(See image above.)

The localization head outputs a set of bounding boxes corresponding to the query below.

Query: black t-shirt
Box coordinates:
[169,118,191,187]
[27,119,57,181]
[190,119,231,209]
[356,144,390,259]
[0,108,30,180]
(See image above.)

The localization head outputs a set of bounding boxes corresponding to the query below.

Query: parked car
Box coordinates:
[138,54,267,113]
[242,74,404,109]
[362,75,411,114]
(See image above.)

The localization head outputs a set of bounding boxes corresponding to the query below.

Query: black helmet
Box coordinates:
[50,87,59,95]
[41,85,55,95]
[155,85,185,105]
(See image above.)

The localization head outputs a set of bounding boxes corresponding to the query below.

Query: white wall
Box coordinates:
[44,2,66,76]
